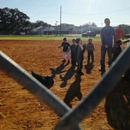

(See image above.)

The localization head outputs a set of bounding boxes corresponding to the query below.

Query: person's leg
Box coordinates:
[80,60,84,74]
[76,61,80,72]
[62,52,66,62]
[71,55,75,65]
[71,55,73,64]
[100,47,106,71]
[89,51,94,62]
[80,60,83,71]
[77,60,84,75]
[88,51,90,63]
[66,51,70,63]
[107,47,113,67]
[112,54,117,62]
[91,51,94,62]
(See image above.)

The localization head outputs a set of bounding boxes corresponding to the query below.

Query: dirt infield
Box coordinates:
[0,40,129,130]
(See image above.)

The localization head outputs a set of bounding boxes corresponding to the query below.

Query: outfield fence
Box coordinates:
[0,42,130,130]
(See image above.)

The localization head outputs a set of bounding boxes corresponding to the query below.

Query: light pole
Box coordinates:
[55,21,58,36]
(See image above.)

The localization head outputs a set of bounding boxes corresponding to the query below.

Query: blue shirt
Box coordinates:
[100,26,115,47]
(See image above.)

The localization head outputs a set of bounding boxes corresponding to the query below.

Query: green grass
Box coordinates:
[0,35,101,41]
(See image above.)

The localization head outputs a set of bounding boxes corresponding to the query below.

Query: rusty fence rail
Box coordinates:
[0,43,130,130]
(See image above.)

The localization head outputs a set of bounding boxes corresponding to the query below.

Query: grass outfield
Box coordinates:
[0,35,101,41]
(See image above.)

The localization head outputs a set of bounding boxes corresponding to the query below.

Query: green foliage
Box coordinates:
[0,7,30,35]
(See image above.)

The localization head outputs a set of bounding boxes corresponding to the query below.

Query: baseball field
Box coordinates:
[0,35,130,130]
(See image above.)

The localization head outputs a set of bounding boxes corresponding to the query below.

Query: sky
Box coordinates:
[1,0,130,27]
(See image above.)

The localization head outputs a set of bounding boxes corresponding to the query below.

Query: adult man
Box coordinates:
[115,25,125,40]
[99,18,116,72]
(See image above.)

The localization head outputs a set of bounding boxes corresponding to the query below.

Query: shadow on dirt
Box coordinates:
[50,62,69,78]
[60,66,75,88]
[85,61,94,74]
[31,71,54,89]
[105,78,130,130]
[63,74,82,108]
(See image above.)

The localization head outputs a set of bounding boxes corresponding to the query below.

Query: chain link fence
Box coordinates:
[0,42,130,130]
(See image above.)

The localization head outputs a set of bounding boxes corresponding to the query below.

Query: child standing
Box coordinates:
[75,38,85,75]
[86,38,94,63]
[58,37,71,64]
[70,39,77,66]
[112,39,122,62]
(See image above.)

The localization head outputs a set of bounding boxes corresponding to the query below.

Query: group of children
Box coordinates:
[58,37,94,75]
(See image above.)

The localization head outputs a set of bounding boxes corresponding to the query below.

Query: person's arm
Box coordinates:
[58,45,62,48]
[113,35,116,47]
[58,43,63,48]
[113,29,116,47]
[67,46,70,52]
[85,44,88,51]
[75,46,80,62]
[66,43,71,51]
[100,31,103,44]
[101,34,107,48]
[100,30,106,47]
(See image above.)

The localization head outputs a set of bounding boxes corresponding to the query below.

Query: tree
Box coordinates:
[0,7,30,34]
[91,22,97,27]
[81,22,97,28]
[36,20,48,27]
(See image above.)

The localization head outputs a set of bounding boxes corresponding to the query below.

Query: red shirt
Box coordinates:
[115,28,125,40]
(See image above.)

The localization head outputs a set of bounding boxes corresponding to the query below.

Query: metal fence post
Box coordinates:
[0,51,81,130]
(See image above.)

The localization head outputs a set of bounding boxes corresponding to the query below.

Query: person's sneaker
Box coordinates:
[99,68,102,71]
[75,63,78,66]
[99,68,105,72]
[62,59,66,62]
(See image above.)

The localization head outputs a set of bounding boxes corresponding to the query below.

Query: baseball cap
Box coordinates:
[75,38,81,43]
[63,37,67,41]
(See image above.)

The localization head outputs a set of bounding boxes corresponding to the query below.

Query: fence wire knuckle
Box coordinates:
[0,43,130,130]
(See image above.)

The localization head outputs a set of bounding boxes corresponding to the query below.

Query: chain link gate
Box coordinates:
[0,42,130,130]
